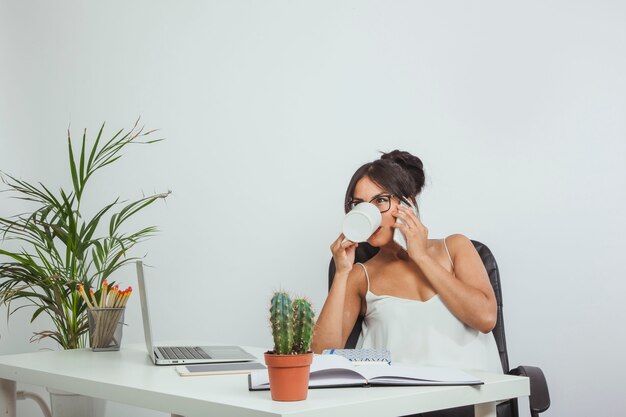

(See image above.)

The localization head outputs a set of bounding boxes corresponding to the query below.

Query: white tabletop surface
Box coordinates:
[0,343,529,417]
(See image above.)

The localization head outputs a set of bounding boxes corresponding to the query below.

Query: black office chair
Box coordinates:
[328,240,550,417]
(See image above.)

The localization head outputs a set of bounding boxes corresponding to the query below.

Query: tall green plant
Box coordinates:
[269,292,315,355]
[0,119,169,349]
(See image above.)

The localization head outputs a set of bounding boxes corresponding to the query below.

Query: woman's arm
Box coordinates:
[414,234,497,333]
[311,268,363,353]
[394,206,497,333]
[311,234,364,353]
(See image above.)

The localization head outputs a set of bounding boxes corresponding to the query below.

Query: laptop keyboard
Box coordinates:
[157,346,211,360]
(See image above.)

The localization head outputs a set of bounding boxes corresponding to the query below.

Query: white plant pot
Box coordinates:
[47,387,106,417]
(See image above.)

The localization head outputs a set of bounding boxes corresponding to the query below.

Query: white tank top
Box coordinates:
[355,240,503,373]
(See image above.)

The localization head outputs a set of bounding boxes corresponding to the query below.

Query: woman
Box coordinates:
[312,150,502,377]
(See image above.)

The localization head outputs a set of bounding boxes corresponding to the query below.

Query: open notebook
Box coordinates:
[248,354,483,390]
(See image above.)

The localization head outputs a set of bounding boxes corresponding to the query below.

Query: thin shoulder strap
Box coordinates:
[355,262,370,292]
[442,238,455,270]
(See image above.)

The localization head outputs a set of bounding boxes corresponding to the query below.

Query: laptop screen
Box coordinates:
[136,261,156,362]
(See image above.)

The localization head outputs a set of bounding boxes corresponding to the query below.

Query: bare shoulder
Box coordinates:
[444,233,476,257]
[346,262,368,297]
[445,234,491,287]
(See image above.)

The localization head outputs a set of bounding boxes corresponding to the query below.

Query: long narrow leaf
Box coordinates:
[86,122,105,177]
[67,130,80,198]
[79,129,87,192]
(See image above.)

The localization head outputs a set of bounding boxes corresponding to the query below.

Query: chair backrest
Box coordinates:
[327,239,510,374]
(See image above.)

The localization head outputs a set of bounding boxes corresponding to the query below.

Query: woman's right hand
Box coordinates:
[330,234,358,276]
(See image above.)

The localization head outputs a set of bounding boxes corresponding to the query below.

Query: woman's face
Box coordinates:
[350,176,400,247]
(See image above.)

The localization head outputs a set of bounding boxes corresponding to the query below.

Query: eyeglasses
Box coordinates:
[348,194,395,213]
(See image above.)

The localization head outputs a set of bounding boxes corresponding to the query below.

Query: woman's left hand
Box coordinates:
[392,204,430,262]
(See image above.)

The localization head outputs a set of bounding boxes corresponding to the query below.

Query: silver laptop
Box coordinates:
[136,261,257,365]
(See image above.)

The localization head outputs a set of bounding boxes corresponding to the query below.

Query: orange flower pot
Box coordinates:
[264,352,313,401]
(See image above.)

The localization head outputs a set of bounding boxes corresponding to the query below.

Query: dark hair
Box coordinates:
[344,150,425,213]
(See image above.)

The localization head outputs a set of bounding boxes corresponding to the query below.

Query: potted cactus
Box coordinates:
[264,291,315,401]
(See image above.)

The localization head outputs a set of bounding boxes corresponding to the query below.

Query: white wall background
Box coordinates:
[1,1,625,416]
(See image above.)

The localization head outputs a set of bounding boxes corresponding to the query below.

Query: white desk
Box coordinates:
[0,344,529,417]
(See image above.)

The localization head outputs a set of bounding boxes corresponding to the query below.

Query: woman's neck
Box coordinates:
[372,242,411,263]
[372,239,435,264]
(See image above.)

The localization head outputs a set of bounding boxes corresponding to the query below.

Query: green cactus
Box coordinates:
[292,298,315,354]
[270,292,293,354]
[269,292,315,355]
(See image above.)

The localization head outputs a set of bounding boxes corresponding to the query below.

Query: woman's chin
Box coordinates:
[367,232,392,247]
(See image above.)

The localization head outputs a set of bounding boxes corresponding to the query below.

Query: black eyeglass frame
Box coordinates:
[348,193,398,213]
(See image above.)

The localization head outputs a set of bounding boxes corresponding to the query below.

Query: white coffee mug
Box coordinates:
[342,202,382,242]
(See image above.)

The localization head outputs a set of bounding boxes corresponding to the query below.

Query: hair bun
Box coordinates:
[380,150,425,195]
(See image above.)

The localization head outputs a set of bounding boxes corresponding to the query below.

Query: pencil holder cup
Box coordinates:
[88,307,126,351]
